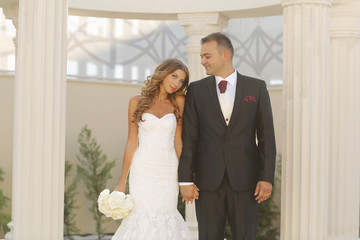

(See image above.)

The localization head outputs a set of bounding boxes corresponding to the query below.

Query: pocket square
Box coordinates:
[242,95,256,103]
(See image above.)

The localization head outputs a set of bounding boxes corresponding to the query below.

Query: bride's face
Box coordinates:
[160,69,186,94]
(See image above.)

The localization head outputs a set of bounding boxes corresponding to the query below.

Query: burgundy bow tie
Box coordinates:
[218,80,228,94]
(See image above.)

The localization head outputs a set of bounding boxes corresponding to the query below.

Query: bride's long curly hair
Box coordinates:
[133,58,189,123]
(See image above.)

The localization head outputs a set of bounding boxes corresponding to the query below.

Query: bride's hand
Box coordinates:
[114,182,126,193]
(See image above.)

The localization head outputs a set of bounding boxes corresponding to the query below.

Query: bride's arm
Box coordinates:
[114,96,139,193]
[174,95,185,160]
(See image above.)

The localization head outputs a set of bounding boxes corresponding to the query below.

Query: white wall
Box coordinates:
[65,79,141,233]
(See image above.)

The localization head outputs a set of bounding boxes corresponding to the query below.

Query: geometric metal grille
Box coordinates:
[230,26,282,75]
[67,18,188,82]
[226,16,283,85]
[1,12,283,85]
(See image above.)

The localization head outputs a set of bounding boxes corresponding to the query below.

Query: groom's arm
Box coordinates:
[254,81,276,203]
[256,82,277,184]
[178,83,198,183]
[178,83,200,203]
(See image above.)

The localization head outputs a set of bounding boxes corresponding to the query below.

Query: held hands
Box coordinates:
[254,181,272,203]
[180,184,199,204]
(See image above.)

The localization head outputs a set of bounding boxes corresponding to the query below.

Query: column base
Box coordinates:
[4,221,13,240]
[187,221,199,240]
[328,237,360,240]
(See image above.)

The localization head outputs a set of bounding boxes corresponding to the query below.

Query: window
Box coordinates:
[86,62,98,76]
[131,66,138,80]
[114,19,124,38]
[115,64,124,79]
[67,60,78,75]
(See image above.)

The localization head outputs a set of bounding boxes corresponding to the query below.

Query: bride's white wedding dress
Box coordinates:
[112,113,193,240]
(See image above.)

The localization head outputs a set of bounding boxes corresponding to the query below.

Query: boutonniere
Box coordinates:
[242,95,256,103]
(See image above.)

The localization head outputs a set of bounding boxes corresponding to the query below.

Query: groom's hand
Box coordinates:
[254,181,272,203]
[180,184,199,204]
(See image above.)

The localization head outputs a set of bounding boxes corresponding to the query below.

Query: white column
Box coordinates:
[281,1,332,240]
[177,12,229,240]
[6,0,68,239]
[178,12,229,82]
[328,1,360,240]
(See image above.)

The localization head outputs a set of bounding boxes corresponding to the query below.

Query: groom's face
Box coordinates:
[200,40,226,76]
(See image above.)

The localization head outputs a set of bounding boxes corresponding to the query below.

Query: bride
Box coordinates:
[112,58,195,240]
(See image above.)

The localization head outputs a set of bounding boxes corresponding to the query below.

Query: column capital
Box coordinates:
[2,4,18,29]
[281,0,333,7]
[2,4,18,48]
[177,12,229,48]
[330,0,360,38]
[178,12,228,29]
[177,12,229,83]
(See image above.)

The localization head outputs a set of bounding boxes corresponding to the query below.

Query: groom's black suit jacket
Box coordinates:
[179,73,276,192]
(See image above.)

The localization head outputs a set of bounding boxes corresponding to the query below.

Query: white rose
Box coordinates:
[109,191,126,209]
[98,189,111,214]
[123,195,134,210]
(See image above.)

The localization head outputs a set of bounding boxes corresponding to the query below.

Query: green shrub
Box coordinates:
[177,191,185,219]
[256,195,280,240]
[64,161,80,239]
[0,168,11,238]
[77,126,116,240]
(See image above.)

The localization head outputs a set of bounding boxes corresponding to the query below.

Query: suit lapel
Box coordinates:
[227,73,248,130]
[207,77,227,127]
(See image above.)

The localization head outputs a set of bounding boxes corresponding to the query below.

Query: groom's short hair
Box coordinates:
[201,32,234,58]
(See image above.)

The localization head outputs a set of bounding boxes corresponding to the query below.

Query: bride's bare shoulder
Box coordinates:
[129,95,141,104]
[131,95,141,101]
[128,95,141,111]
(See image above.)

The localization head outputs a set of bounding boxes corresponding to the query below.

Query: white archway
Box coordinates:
[0,0,359,239]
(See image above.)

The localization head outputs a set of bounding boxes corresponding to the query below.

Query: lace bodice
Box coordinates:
[137,113,176,153]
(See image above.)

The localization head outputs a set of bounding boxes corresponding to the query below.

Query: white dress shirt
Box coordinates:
[215,69,237,104]
[215,70,237,124]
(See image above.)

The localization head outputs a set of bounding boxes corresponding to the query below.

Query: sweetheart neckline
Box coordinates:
[142,112,175,119]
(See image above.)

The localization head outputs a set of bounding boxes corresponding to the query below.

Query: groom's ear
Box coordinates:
[223,49,231,61]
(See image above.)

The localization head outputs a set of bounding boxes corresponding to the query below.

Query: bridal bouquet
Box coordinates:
[98,189,134,220]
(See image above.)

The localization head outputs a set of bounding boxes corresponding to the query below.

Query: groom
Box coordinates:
[178,32,276,239]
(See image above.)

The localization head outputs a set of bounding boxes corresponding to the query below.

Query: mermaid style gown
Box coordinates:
[112,113,193,240]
